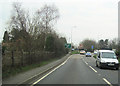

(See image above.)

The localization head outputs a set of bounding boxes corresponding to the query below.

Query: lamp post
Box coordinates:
[71,26,76,50]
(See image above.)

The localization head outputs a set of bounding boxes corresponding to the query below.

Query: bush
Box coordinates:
[115,50,120,56]
[2,45,6,55]
[93,54,97,59]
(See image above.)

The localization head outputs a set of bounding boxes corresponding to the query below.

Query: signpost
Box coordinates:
[91,45,94,51]
[65,43,71,48]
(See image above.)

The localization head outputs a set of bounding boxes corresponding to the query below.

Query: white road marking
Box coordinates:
[84,61,88,65]
[89,66,97,73]
[31,56,71,85]
[103,78,113,86]
[98,74,101,76]
[83,57,113,86]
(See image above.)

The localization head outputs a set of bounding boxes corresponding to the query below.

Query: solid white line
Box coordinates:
[89,66,97,73]
[103,78,113,86]
[31,56,71,85]
[20,55,71,84]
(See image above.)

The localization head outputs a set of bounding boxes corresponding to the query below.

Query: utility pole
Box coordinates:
[0,43,2,86]
[71,28,72,49]
[71,26,76,50]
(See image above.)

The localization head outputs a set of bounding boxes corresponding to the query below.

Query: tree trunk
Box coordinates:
[11,50,14,67]
[21,50,24,66]
[28,51,31,64]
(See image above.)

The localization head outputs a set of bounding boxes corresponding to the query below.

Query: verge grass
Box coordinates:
[3,58,59,79]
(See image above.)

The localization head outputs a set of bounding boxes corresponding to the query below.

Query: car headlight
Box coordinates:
[115,60,119,64]
[101,60,105,63]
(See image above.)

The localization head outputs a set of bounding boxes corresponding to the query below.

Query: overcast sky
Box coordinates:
[0,0,119,45]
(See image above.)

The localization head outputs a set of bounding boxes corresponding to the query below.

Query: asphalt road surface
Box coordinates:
[32,54,118,85]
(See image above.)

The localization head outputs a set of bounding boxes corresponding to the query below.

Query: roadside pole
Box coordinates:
[0,43,2,86]
[71,27,72,52]
[71,26,76,53]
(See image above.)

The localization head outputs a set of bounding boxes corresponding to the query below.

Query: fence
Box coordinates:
[2,51,55,68]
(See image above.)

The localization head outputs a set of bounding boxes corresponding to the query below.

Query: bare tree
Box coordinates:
[36,4,59,33]
[8,2,33,66]
[108,38,118,49]
[33,4,60,50]
[3,2,67,70]
[80,39,97,51]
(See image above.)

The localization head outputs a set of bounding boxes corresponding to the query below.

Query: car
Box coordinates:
[94,50,98,55]
[86,52,92,57]
[96,50,119,70]
[72,48,74,51]
[80,50,86,55]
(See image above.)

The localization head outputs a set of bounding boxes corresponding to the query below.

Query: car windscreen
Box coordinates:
[81,51,85,52]
[102,52,116,59]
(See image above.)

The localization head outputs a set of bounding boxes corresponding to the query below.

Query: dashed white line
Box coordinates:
[89,66,97,73]
[103,78,113,86]
[98,74,101,76]
[84,61,88,65]
[83,59,97,73]
[83,58,113,86]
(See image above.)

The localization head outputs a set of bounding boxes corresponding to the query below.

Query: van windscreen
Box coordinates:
[102,52,116,59]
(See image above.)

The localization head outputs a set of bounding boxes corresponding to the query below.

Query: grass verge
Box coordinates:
[118,57,120,63]
[93,54,97,59]
[2,58,60,79]
[71,50,80,54]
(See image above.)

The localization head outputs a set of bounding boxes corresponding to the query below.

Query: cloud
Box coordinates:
[0,0,119,44]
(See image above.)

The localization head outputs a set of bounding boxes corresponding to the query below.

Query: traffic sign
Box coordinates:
[65,43,71,48]
[91,45,94,49]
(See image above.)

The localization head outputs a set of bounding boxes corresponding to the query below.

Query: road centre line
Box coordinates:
[84,61,88,65]
[83,58,112,86]
[31,56,71,85]
[103,78,113,86]
[82,58,97,73]
[89,66,97,73]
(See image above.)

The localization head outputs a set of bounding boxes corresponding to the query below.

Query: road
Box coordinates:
[32,54,118,85]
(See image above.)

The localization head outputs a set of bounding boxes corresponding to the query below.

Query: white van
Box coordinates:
[96,50,119,70]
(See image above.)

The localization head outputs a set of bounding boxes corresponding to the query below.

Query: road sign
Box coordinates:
[65,43,71,48]
[91,45,94,49]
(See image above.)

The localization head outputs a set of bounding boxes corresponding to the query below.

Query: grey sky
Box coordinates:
[0,0,119,45]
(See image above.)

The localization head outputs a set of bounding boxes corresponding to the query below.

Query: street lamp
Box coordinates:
[71,26,76,50]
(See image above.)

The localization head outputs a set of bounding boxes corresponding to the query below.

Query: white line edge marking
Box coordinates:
[89,66,97,73]
[31,56,71,85]
[103,78,113,86]
[19,55,70,84]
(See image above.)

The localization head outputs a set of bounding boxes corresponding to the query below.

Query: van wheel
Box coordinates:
[116,67,119,70]
[96,61,98,67]
[99,64,102,69]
